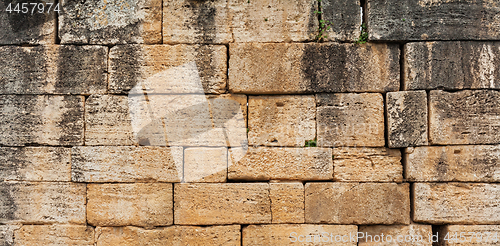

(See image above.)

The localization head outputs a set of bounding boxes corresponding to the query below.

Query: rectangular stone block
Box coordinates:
[413,183,500,224]
[429,90,500,145]
[438,225,500,245]
[109,44,227,94]
[184,147,227,183]
[359,224,432,246]
[87,183,173,227]
[15,225,94,246]
[386,91,428,148]
[0,147,70,182]
[229,43,399,94]
[0,45,108,94]
[406,146,500,182]
[270,182,304,224]
[0,95,84,146]
[321,0,361,42]
[96,225,241,246]
[174,183,271,225]
[404,42,500,90]
[333,147,402,182]
[317,93,385,147]
[228,147,333,181]
[0,225,17,246]
[0,182,86,224]
[243,224,357,246]
[59,0,162,44]
[248,95,316,147]
[367,0,500,41]
[71,146,183,183]
[305,183,410,224]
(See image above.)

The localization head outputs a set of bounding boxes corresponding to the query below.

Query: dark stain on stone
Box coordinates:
[195,45,217,94]
[389,92,426,147]
[187,0,216,44]
[18,46,49,94]
[0,148,28,181]
[436,151,448,179]
[3,0,50,34]
[302,43,348,93]
[56,96,84,145]
[110,45,141,93]
[0,183,17,221]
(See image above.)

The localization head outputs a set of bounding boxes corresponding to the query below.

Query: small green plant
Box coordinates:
[315,19,333,41]
[264,18,268,21]
[304,138,317,147]
[332,155,335,159]
[247,128,249,133]
[402,18,406,21]
[357,23,368,44]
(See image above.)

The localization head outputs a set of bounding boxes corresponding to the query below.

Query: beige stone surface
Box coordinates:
[96,225,241,246]
[413,183,500,224]
[305,183,410,224]
[317,93,385,147]
[87,183,173,227]
[0,182,86,224]
[248,95,316,147]
[15,225,94,246]
[174,183,271,225]
[359,224,432,246]
[228,147,333,181]
[71,146,183,183]
[0,225,18,246]
[438,225,500,245]
[333,147,402,182]
[243,224,357,246]
[184,147,227,183]
[270,182,304,224]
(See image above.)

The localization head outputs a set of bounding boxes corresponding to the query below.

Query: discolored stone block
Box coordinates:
[184,147,227,183]
[359,224,432,246]
[15,225,94,246]
[438,225,500,245]
[0,225,18,246]
[321,0,361,42]
[270,182,304,224]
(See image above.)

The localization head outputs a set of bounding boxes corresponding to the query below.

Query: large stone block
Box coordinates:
[305,183,410,224]
[317,93,385,147]
[386,91,428,148]
[437,225,500,245]
[270,182,304,224]
[429,90,500,145]
[71,146,183,183]
[228,147,333,181]
[367,0,500,41]
[15,225,94,246]
[229,43,399,94]
[404,42,500,90]
[359,224,432,246]
[184,147,227,183]
[0,182,86,224]
[174,183,271,225]
[0,95,84,146]
[87,183,173,227]
[59,0,161,44]
[413,183,500,224]
[333,147,402,182]
[321,0,361,42]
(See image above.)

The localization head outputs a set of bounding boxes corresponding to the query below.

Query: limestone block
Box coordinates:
[184,147,227,183]
[15,225,94,246]
[0,225,18,246]
[438,225,500,245]
[321,0,361,42]
[270,182,304,224]
[359,224,432,246]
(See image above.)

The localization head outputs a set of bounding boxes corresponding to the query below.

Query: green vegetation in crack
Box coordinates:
[357,23,368,44]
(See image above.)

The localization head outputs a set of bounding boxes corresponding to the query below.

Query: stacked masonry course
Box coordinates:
[0,0,500,245]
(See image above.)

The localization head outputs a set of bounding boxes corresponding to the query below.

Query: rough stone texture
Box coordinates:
[437,225,500,245]
[228,147,333,181]
[0,147,71,182]
[270,182,305,224]
[15,225,94,246]
[367,0,500,41]
[404,42,500,90]
[243,224,357,246]
[208,94,248,127]
[0,225,18,246]
[0,182,86,224]
[429,90,500,145]
[229,43,399,94]
[71,146,183,183]
[0,45,107,95]
[248,95,316,147]
[359,224,432,246]
[317,93,385,147]
[0,1,55,44]
[59,0,162,44]
[322,0,361,42]
[87,183,173,227]
[174,183,271,225]
[0,95,84,146]
[386,91,428,148]
[109,45,227,94]
[96,225,241,246]
[413,183,500,224]
[305,183,410,224]
[406,146,500,182]
[184,147,227,183]
[333,147,402,182]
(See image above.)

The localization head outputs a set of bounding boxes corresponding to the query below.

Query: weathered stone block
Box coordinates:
[413,183,500,224]
[0,147,70,182]
[367,0,500,41]
[359,224,432,246]
[305,183,410,224]
[270,182,304,224]
[15,225,94,246]
[404,42,500,90]
[87,183,173,227]
[333,147,402,182]
[229,43,399,94]
[0,225,18,246]
[0,182,86,224]
[71,146,183,183]
[248,95,316,147]
[317,93,385,147]
[184,147,227,183]
[228,147,333,181]
[0,95,84,146]
[174,183,271,225]
[59,0,161,44]
[429,90,500,145]
[322,0,361,42]
[438,225,500,245]
[386,91,428,148]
